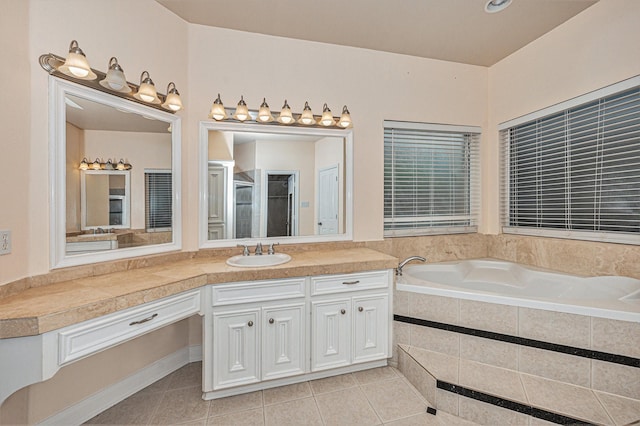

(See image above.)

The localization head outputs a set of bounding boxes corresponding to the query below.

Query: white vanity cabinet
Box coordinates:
[204,278,308,393]
[203,269,393,400]
[311,271,390,371]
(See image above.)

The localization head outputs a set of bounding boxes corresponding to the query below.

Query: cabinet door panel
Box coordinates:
[262,304,306,380]
[213,309,259,389]
[352,295,388,363]
[311,299,350,371]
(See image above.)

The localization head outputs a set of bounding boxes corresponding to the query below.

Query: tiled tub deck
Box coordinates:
[393,291,640,425]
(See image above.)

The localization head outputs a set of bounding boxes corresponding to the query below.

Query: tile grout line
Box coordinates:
[591,390,617,426]
[353,375,385,425]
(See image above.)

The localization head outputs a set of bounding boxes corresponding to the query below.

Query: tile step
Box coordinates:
[398,344,640,426]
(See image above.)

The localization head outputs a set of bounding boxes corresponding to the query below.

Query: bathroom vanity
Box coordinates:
[0,247,397,411]
[203,269,392,399]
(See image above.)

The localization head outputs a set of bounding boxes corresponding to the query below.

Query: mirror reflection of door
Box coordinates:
[266,172,298,237]
[318,165,339,234]
[234,182,254,239]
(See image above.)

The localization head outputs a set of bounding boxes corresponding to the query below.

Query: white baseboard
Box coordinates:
[38,344,202,426]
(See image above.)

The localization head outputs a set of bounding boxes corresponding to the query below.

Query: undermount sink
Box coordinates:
[226,253,292,268]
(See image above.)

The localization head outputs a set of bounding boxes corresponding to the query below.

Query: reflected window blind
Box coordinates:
[500,84,640,244]
[145,170,172,232]
[384,121,480,237]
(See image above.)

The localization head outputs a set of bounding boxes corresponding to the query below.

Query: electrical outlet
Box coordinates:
[0,230,11,255]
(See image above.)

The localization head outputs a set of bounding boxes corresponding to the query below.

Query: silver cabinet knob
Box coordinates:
[247,321,254,327]
[340,309,346,315]
[269,318,275,324]
[358,306,364,312]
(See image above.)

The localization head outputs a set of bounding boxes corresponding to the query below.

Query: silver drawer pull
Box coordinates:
[269,318,275,324]
[358,306,364,312]
[340,309,346,315]
[248,321,254,327]
[342,280,360,285]
[129,313,158,326]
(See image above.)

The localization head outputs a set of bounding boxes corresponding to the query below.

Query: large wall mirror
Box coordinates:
[50,77,181,268]
[199,121,353,247]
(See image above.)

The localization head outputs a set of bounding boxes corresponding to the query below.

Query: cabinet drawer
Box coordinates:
[58,289,201,365]
[211,278,306,306]
[311,271,390,296]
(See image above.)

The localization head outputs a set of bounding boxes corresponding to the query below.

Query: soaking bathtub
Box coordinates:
[396,259,640,322]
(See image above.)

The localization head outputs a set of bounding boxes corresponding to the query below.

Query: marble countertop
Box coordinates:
[0,248,398,339]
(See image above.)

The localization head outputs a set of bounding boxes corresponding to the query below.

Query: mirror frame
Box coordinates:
[50,76,182,269]
[198,121,353,248]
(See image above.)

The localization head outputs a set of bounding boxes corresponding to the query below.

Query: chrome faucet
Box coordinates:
[237,244,250,256]
[255,242,263,255]
[268,242,279,255]
[396,256,426,276]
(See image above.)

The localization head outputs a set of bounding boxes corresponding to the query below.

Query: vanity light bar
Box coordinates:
[79,157,132,171]
[208,95,352,129]
[39,41,183,113]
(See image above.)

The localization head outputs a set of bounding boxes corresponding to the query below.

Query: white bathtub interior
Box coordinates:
[397,258,640,322]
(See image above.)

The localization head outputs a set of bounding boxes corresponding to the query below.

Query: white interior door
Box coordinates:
[317,165,339,234]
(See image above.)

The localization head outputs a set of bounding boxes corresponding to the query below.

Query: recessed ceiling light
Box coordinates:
[485,0,512,13]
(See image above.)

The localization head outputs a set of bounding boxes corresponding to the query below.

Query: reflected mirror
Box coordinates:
[199,121,352,246]
[51,78,182,268]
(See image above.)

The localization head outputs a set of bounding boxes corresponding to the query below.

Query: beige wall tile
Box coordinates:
[458,397,529,425]
[394,289,410,316]
[592,317,640,359]
[518,308,590,348]
[392,321,411,365]
[459,360,527,404]
[595,391,640,426]
[408,293,459,325]
[410,325,460,356]
[399,349,437,406]
[459,335,518,370]
[518,347,591,388]
[520,374,614,425]
[592,361,640,400]
[436,389,459,416]
[407,346,459,384]
[459,300,518,335]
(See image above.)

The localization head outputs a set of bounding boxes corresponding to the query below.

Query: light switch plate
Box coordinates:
[0,230,11,255]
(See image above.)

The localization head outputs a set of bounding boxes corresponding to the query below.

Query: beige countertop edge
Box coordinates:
[0,249,398,339]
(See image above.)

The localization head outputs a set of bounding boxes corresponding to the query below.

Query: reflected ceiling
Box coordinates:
[156,0,598,66]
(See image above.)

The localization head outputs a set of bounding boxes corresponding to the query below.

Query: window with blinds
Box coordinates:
[500,79,640,244]
[145,170,172,232]
[384,121,481,237]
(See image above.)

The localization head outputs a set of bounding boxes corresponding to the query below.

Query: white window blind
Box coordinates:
[500,82,640,244]
[384,121,480,237]
[145,170,172,232]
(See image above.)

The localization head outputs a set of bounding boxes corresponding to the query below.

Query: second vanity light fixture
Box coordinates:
[208,94,352,129]
[79,157,132,171]
[40,40,184,113]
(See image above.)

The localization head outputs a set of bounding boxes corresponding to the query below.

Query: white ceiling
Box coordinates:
[156,0,598,66]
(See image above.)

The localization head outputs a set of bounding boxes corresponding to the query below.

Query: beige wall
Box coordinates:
[484,0,640,234]
[186,24,488,244]
[0,0,30,285]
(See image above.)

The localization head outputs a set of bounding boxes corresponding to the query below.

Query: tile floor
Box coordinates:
[84,362,478,425]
